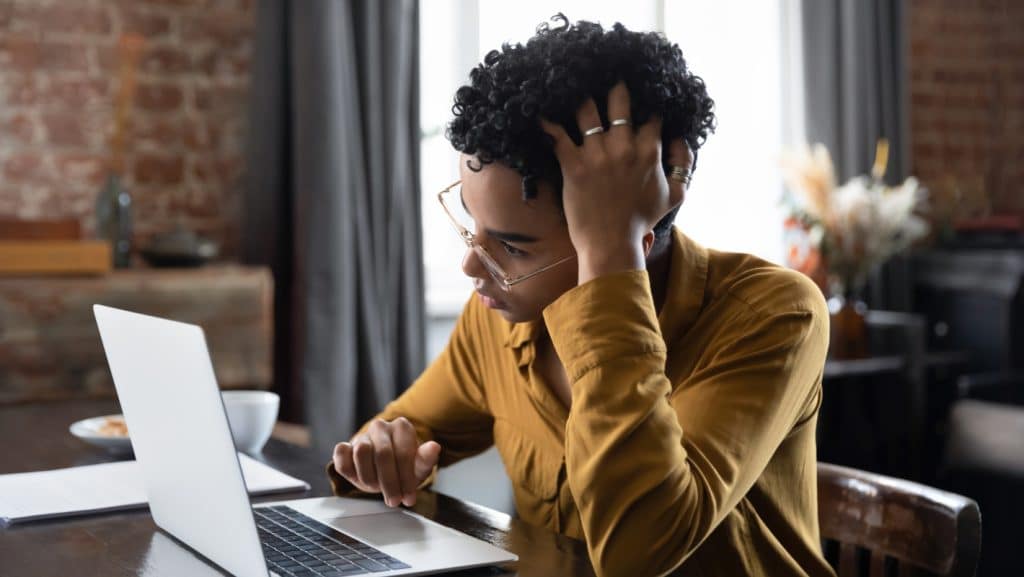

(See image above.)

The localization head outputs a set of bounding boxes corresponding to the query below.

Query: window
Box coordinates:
[420,1,790,319]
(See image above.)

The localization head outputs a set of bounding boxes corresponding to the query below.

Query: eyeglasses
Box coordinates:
[437,180,576,292]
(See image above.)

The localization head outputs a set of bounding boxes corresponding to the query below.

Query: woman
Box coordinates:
[329,15,834,577]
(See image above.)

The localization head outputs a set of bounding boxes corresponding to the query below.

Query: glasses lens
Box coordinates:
[445,185,476,235]
[474,246,510,291]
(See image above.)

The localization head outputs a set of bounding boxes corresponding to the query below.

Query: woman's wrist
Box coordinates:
[577,241,646,284]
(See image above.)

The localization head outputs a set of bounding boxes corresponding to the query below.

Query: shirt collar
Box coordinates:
[505,316,542,350]
[657,227,709,346]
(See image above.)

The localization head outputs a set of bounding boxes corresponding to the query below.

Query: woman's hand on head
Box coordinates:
[332,417,441,508]
[540,82,691,283]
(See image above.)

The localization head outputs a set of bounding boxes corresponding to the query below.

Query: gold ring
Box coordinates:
[582,126,605,136]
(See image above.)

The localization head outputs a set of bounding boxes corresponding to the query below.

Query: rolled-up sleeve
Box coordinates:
[544,270,828,577]
[327,296,496,495]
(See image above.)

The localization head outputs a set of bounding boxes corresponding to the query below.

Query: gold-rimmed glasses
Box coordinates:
[437,180,576,292]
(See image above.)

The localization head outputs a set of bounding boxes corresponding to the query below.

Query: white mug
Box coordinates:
[221,390,280,454]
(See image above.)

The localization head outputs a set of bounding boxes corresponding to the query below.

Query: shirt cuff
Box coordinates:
[543,269,666,383]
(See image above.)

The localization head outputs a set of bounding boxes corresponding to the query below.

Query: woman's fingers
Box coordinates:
[368,420,402,507]
[606,81,631,122]
[539,117,579,167]
[389,417,421,506]
[604,82,635,162]
[333,420,441,508]
[636,113,663,153]
[351,436,379,492]
[332,442,357,482]
[415,441,442,482]
[575,97,606,155]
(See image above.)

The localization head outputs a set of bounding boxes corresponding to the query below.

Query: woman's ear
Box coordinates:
[642,230,656,258]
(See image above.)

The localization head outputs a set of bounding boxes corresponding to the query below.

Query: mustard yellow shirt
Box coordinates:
[329,229,836,577]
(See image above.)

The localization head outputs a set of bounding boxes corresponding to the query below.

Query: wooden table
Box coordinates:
[0,400,594,576]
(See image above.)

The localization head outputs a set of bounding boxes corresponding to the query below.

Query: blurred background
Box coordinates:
[0,1,1021,574]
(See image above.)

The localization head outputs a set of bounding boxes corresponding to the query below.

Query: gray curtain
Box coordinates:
[801,0,911,309]
[244,0,425,456]
[801,0,908,183]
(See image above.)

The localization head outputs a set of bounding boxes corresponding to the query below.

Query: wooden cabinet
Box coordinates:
[0,265,273,404]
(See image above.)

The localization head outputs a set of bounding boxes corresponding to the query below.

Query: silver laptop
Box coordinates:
[94,304,517,577]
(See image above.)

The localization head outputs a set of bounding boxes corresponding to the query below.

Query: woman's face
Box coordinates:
[457,154,578,323]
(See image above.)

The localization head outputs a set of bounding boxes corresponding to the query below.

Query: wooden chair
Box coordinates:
[818,462,981,577]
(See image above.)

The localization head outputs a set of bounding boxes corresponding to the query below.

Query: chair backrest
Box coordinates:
[817,462,981,577]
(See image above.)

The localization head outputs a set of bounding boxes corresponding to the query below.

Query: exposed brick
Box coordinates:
[0,0,253,259]
[195,43,250,77]
[910,0,1022,216]
[135,82,184,112]
[181,12,253,45]
[55,153,110,187]
[139,0,205,7]
[134,154,184,185]
[39,41,92,73]
[139,45,192,76]
[45,77,112,109]
[192,82,248,112]
[33,4,113,36]
[183,119,221,151]
[3,113,39,144]
[0,35,40,70]
[42,113,90,147]
[121,8,173,38]
[3,153,45,181]
[190,154,241,184]
[1,75,41,106]
[134,116,186,149]
[0,1,12,29]
[168,186,226,219]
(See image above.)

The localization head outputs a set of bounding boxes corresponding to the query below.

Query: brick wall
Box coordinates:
[0,0,253,257]
[909,0,1024,217]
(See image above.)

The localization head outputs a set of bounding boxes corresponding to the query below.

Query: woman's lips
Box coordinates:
[477,291,507,310]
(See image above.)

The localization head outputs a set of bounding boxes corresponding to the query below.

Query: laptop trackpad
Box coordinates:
[330,512,443,547]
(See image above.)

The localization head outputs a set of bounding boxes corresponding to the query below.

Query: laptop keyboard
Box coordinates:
[255,505,411,576]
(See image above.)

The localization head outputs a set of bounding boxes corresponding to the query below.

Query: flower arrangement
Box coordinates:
[781,140,930,303]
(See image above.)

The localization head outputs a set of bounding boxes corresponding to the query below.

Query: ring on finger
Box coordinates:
[582,125,605,136]
[609,118,631,127]
[668,165,692,185]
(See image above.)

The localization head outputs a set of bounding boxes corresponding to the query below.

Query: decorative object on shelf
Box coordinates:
[95,34,144,269]
[781,139,930,359]
[94,174,132,268]
[140,224,219,268]
[0,219,111,277]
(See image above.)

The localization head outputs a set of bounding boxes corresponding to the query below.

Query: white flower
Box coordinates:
[781,143,930,292]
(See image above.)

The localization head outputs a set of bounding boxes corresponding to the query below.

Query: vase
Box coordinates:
[827,274,869,360]
[95,173,133,268]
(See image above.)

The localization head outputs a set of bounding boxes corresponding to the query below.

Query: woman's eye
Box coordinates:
[500,242,528,257]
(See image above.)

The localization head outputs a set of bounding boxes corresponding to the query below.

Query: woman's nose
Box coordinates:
[461,246,487,279]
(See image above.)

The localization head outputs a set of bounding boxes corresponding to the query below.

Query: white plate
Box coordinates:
[69,414,133,454]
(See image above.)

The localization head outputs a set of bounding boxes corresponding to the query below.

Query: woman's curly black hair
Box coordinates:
[446,14,716,240]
